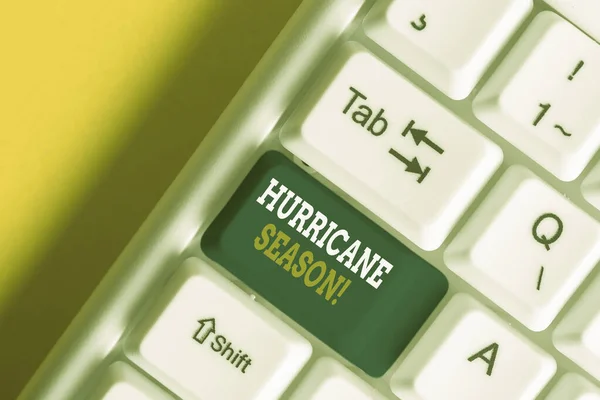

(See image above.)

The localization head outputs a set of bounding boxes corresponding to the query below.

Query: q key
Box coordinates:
[446,166,600,331]
[532,213,563,251]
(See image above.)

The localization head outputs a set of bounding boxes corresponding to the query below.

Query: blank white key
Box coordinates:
[445,166,600,331]
[390,294,556,400]
[545,373,600,400]
[290,358,383,400]
[546,0,600,43]
[554,274,600,380]
[364,0,531,99]
[281,44,502,251]
[474,12,600,181]
[126,258,311,400]
[90,362,173,400]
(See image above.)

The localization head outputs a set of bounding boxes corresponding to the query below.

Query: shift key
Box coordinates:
[201,151,448,376]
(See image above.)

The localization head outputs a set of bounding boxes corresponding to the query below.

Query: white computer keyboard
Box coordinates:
[18,0,600,399]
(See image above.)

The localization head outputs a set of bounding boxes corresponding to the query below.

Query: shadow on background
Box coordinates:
[0,1,302,397]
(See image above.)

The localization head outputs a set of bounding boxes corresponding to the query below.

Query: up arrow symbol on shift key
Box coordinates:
[193,317,216,344]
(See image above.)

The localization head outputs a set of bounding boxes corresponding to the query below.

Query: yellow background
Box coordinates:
[0,0,301,397]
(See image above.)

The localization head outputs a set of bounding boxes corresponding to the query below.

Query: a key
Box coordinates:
[201,152,448,376]
[445,166,600,331]
[90,362,173,400]
[545,373,600,400]
[281,44,502,251]
[364,0,531,99]
[390,294,556,400]
[554,274,600,380]
[126,258,312,400]
[290,358,384,400]
[473,12,600,181]
[546,0,600,43]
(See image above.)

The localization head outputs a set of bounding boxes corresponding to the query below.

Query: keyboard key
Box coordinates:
[126,258,311,400]
[281,44,502,250]
[90,362,172,400]
[202,152,448,376]
[290,358,383,400]
[474,12,600,181]
[445,166,600,331]
[364,0,531,99]
[390,294,556,400]
[546,0,600,43]
[545,373,600,400]
[554,274,600,380]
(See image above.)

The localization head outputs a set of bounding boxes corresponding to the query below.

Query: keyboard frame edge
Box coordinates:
[17,0,367,398]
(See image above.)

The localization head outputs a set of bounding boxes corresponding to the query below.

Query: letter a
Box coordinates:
[467,342,499,376]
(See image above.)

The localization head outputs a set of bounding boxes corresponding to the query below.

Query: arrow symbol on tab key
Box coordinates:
[388,149,431,183]
[402,120,445,154]
[193,317,216,344]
